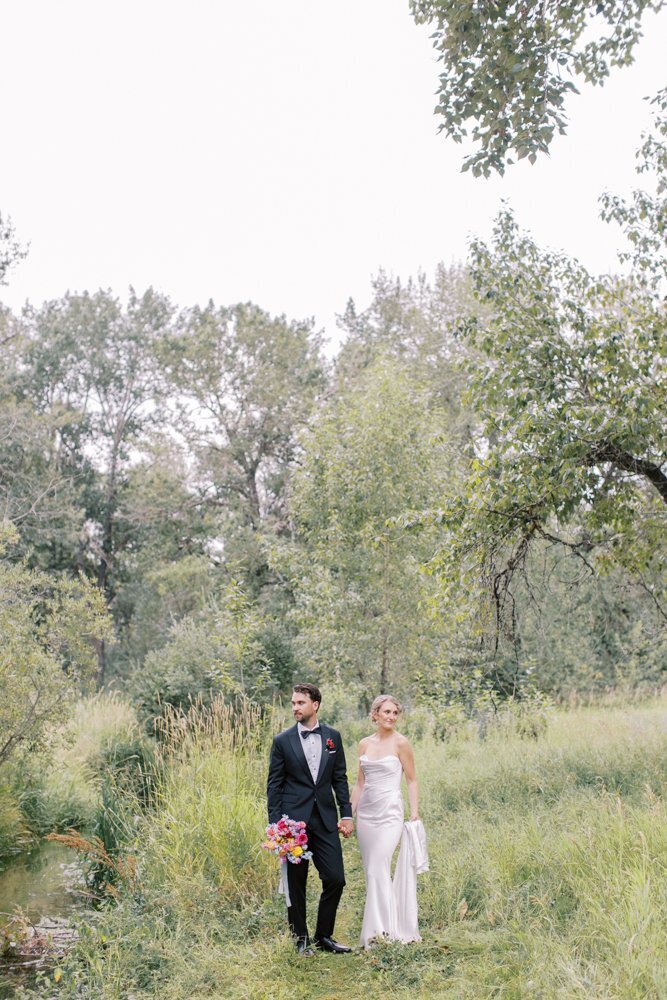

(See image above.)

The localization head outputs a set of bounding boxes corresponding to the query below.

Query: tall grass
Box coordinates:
[0,783,29,860]
[19,695,667,1000]
[142,698,274,907]
[19,692,140,836]
[1,693,140,863]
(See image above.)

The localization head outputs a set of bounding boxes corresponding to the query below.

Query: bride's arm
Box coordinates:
[398,739,419,821]
[350,742,366,816]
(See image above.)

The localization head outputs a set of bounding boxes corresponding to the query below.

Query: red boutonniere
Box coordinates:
[326,738,336,752]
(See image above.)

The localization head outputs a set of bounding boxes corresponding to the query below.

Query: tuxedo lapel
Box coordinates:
[288,724,314,784]
[315,724,332,785]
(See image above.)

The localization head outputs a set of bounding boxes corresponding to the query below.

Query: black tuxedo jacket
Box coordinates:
[266,723,352,833]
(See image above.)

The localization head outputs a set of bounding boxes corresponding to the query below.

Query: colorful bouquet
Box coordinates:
[262,815,312,864]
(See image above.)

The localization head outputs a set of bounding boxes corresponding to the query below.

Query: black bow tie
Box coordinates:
[301,728,321,739]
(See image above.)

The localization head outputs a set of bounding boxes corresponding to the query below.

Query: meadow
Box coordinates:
[14,693,667,1000]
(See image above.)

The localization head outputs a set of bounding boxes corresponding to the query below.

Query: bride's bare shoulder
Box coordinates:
[358,735,372,751]
[395,732,413,752]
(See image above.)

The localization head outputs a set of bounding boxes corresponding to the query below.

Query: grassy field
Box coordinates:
[19,695,667,999]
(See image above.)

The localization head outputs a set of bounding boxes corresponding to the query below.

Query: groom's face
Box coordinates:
[292,692,319,726]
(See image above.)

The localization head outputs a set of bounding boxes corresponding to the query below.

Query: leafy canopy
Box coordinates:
[286,358,449,700]
[410,0,665,175]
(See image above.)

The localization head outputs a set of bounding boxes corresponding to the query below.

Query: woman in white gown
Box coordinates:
[351,695,422,949]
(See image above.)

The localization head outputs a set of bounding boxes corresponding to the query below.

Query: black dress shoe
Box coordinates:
[314,936,352,954]
[296,937,315,956]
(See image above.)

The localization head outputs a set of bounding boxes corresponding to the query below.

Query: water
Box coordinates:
[0,841,86,997]
[0,841,84,927]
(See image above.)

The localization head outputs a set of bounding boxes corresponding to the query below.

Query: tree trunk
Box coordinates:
[379,539,390,692]
[95,446,119,687]
[246,464,261,527]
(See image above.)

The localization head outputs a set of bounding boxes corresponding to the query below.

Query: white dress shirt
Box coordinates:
[296,721,352,820]
[297,721,323,782]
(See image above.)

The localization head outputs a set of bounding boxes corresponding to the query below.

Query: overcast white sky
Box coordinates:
[1,1,665,348]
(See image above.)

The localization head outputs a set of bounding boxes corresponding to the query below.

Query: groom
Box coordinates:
[267,682,354,956]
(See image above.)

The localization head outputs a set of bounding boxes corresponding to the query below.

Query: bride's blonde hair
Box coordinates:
[369,694,402,721]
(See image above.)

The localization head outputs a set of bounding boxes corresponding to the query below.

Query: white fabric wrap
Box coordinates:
[392,819,429,943]
[278,862,291,907]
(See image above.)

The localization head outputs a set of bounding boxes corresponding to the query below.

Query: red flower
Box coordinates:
[326,738,335,751]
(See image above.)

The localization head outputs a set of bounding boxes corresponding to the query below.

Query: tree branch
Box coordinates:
[586,442,667,503]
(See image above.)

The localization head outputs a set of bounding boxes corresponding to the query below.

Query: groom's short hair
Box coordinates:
[293,682,322,707]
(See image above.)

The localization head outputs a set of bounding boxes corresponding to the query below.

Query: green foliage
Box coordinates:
[0,693,139,869]
[397,96,667,699]
[285,357,452,703]
[84,728,158,894]
[411,0,665,175]
[0,781,29,861]
[0,212,26,286]
[102,435,217,679]
[131,580,280,723]
[600,87,667,285]
[113,552,218,675]
[141,701,271,908]
[16,287,177,682]
[413,187,666,676]
[0,331,85,567]
[159,301,325,595]
[0,522,111,768]
[467,206,665,521]
[509,547,667,697]
[17,769,93,836]
[337,264,474,414]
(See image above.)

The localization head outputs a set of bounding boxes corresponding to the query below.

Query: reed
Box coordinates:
[134,696,276,909]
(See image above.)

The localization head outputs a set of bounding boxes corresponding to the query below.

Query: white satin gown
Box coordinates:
[356,754,421,948]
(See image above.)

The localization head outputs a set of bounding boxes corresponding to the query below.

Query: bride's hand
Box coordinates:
[409,813,420,822]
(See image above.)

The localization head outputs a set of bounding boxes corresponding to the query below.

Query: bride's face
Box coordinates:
[375,702,399,730]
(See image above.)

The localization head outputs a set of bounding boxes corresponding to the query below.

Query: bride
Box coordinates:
[351,694,426,948]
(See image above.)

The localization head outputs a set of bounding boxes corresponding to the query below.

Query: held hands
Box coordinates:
[338,818,354,839]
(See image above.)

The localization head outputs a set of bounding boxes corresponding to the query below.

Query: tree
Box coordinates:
[20,288,174,682]
[410,0,665,175]
[285,358,453,704]
[0,212,26,288]
[509,545,667,696]
[0,312,86,567]
[600,88,667,287]
[336,263,474,413]
[414,102,667,670]
[422,208,665,651]
[161,301,325,597]
[130,579,277,722]
[0,522,110,767]
[109,434,217,672]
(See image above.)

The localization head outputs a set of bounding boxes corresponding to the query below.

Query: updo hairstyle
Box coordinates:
[369,694,402,722]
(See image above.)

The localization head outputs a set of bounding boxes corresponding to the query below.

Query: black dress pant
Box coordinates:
[286,805,346,941]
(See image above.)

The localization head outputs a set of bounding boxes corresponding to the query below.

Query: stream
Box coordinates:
[0,841,87,997]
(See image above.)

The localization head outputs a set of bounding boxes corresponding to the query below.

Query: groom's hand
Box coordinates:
[338,818,354,838]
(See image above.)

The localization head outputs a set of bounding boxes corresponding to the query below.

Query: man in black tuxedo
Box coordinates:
[267,682,354,955]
